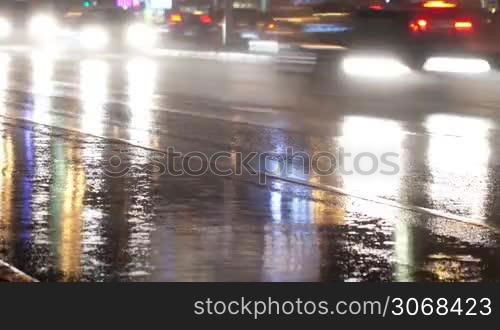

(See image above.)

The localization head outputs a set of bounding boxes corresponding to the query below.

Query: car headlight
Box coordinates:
[0,17,12,39]
[423,57,491,74]
[341,55,411,78]
[80,26,109,50]
[29,15,58,39]
[126,23,156,49]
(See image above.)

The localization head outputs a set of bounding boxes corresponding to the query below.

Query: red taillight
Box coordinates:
[422,1,457,8]
[199,15,213,24]
[454,20,473,32]
[369,4,384,10]
[409,18,429,32]
[169,13,183,24]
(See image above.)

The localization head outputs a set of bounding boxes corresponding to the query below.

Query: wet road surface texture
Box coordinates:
[0,47,500,281]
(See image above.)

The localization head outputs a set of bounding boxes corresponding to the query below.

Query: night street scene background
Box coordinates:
[1,0,500,282]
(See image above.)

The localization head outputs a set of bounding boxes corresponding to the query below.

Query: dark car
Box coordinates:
[348,0,500,71]
[164,8,274,49]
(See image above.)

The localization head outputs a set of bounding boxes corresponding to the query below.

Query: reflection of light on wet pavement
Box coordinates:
[0,134,14,248]
[119,59,158,277]
[425,114,491,219]
[122,57,158,276]
[270,181,282,223]
[31,52,54,125]
[310,179,345,226]
[262,181,321,281]
[394,218,415,281]
[80,59,109,136]
[126,58,157,146]
[339,116,404,198]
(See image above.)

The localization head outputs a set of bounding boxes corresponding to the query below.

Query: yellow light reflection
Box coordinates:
[126,58,157,146]
[0,134,14,246]
[425,114,491,219]
[59,144,86,281]
[264,184,321,281]
[80,59,109,136]
[31,52,54,125]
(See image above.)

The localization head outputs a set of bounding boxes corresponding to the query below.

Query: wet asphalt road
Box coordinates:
[0,47,500,281]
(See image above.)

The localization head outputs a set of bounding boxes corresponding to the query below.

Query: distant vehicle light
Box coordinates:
[342,55,411,78]
[126,23,157,49]
[0,18,12,39]
[169,13,183,24]
[422,1,457,8]
[454,20,473,32]
[199,15,213,24]
[80,26,109,50]
[423,57,490,74]
[369,5,384,10]
[267,23,276,29]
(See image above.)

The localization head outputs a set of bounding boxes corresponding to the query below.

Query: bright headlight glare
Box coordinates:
[126,23,156,49]
[80,26,109,50]
[342,56,411,78]
[29,15,58,38]
[423,57,491,74]
[0,18,12,38]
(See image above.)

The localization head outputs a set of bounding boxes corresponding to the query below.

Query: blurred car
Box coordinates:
[216,8,275,45]
[163,8,274,49]
[347,0,500,72]
[0,1,61,45]
[63,8,157,52]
